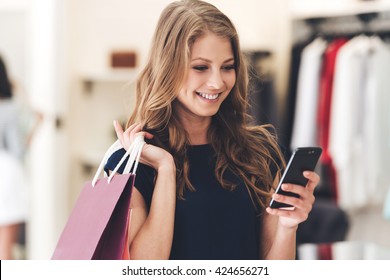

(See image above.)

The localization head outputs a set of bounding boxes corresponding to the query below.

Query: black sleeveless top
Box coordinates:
[105,144,268,260]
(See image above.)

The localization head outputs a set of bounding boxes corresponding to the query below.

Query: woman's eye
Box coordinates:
[193,65,208,71]
[222,65,235,71]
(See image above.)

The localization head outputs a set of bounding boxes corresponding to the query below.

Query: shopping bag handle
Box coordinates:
[92,135,145,186]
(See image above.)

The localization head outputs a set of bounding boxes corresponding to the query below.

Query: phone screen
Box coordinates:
[269,147,322,209]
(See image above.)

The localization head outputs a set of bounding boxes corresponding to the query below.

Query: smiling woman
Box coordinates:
[175,32,236,126]
[104,0,320,260]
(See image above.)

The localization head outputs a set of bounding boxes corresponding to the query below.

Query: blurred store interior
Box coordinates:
[1,0,390,260]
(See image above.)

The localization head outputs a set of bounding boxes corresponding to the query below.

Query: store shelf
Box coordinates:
[81,69,139,93]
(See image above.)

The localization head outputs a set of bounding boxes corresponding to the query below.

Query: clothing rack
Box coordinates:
[286,10,390,210]
[301,11,390,40]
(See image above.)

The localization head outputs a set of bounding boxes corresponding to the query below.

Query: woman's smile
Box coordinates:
[195,91,221,102]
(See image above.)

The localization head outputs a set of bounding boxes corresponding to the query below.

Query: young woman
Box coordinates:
[0,55,42,260]
[106,0,319,260]
[0,55,27,260]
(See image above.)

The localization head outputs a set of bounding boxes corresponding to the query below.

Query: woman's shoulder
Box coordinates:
[104,147,156,210]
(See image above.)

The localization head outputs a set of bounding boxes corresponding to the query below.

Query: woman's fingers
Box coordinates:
[113,120,134,149]
[271,192,304,209]
[135,131,154,139]
[123,123,141,138]
[125,123,154,140]
[266,171,320,228]
[272,170,319,206]
[266,206,309,222]
[124,122,139,133]
[113,120,154,150]
[304,171,320,192]
[113,120,125,142]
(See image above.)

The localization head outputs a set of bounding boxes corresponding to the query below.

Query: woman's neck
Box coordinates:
[179,116,210,145]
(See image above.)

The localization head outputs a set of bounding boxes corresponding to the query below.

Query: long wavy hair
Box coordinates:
[128,0,285,209]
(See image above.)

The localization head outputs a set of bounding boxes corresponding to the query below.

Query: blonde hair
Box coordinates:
[128,0,285,209]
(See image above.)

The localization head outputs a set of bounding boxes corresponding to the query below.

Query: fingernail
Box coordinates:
[113,120,117,127]
[304,171,310,176]
[282,184,289,190]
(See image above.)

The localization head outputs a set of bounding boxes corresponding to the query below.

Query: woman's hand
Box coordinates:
[265,171,320,229]
[113,120,174,171]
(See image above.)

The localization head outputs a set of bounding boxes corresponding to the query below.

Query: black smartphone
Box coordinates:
[269,147,322,209]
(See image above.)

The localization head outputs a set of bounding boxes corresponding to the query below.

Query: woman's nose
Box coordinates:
[206,70,224,89]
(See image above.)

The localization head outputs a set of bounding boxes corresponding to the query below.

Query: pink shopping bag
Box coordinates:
[51,174,134,259]
[52,136,145,260]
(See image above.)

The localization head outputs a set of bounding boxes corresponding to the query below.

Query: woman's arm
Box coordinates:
[129,159,176,259]
[114,121,177,259]
[261,171,320,259]
[261,213,297,259]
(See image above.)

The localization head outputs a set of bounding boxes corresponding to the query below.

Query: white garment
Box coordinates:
[0,150,27,225]
[329,36,384,210]
[0,99,28,225]
[290,38,327,150]
[364,38,390,205]
[329,36,369,210]
[0,100,24,159]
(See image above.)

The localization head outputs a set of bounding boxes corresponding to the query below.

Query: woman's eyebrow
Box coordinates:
[191,57,235,63]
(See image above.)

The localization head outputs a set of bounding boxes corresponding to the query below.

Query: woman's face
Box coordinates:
[175,32,236,122]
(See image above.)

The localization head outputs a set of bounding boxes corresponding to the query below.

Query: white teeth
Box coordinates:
[198,92,219,100]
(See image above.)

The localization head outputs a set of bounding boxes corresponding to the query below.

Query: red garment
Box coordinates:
[318,243,333,260]
[317,38,348,203]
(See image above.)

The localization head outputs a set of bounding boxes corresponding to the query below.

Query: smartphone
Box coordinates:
[269,147,322,209]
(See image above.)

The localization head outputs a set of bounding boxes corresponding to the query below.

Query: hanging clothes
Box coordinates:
[364,39,390,206]
[317,38,349,202]
[374,41,390,219]
[280,38,314,149]
[290,37,327,150]
[328,35,385,210]
[284,10,390,214]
